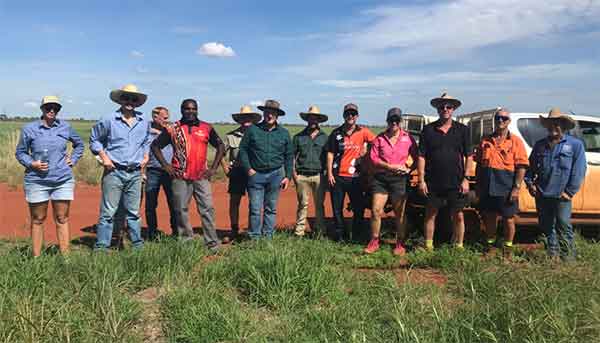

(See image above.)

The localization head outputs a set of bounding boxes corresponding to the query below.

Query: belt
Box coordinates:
[114,163,141,172]
[298,171,321,176]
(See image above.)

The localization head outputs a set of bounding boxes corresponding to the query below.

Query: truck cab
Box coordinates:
[458,110,600,226]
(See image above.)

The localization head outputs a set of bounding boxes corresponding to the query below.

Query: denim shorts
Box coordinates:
[24,178,75,203]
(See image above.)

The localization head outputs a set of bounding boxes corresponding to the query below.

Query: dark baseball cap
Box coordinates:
[343,103,359,115]
[386,107,402,121]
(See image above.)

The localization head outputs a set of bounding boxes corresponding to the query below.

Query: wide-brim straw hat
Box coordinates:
[40,95,62,110]
[257,99,285,116]
[430,92,462,109]
[299,105,328,123]
[540,107,575,130]
[232,105,261,124]
[109,84,147,107]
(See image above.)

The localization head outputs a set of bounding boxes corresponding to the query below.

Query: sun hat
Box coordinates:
[40,95,62,110]
[257,99,285,116]
[109,84,147,108]
[539,107,575,130]
[430,92,462,109]
[232,105,261,124]
[299,105,328,123]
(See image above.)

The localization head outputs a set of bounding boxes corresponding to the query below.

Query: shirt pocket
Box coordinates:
[558,150,573,170]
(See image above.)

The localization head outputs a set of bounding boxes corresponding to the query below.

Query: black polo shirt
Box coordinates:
[419,119,472,192]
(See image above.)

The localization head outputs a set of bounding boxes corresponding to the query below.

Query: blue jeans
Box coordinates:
[95,169,144,250]
[247,168,284,239]
[536,197,576,260]
[145,168,176,238]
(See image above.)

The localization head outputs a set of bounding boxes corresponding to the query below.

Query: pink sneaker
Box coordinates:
[363,238,380,254]
[393,242,406,256]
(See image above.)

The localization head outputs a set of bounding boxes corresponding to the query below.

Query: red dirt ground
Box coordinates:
[0,182,338,244]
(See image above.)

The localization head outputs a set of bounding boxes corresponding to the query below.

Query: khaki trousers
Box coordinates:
[294,174,326,236]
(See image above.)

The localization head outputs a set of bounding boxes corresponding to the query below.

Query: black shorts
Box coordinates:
[427,189,467,211]
[227,167,248,195]
[371,173,407,203]
[479,195,518,218]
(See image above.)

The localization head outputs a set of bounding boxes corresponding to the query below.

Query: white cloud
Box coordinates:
[295,0,600,76]
[130,50,144,58]
[24,101,38,108]
[250,100,264,106]
[82,101,93,105]
[171,26,204,34]
[197,42,236,58]
[317,63,599,89]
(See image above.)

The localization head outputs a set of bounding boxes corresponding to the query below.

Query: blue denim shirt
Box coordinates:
[525,134,587,198]
[147,129,173,169]
[89,111,152,167]
[15,119,84,184]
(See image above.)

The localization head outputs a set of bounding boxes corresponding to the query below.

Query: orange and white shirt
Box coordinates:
[326,125,375,177]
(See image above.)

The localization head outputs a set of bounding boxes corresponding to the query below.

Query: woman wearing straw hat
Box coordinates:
[15,96,84,257]
[293,105,329,237]
[525,108,586,262]
[90,84,152,251]
[220,105,261,243]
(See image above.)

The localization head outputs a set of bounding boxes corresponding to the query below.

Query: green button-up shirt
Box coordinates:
[293,128,328,174]
[239,122,293,179]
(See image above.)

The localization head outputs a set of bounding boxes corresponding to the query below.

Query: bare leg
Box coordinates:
[424,205,438,242]
[504,216,516,244]
[51,200,71,255]
[392,196,408,243]
[370,193,389,239]
[28,202,49,257]
[452,210,465,246]
[482,211,498,243]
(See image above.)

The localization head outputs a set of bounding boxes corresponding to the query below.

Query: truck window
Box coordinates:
[517,118,600,152]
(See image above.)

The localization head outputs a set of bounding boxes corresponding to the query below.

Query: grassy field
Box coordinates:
[0,234,599,342]
[0,120,382,187]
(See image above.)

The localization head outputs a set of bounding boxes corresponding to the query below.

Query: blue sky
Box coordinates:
[1,0,599,125]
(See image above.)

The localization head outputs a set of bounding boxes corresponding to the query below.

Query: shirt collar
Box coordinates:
[38,119,60,128]
[433,118,456,129]
[337,124,362,136]
[115,109,143,120]
[258,121,279,131]
[300,126,325,137]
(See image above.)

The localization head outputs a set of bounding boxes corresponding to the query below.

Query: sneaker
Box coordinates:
[363,238,380,254]
[393,242,406,256]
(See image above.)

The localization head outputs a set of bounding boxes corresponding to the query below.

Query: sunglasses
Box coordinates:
[387,117,401,124]
[494,115,510,122]
[438,104,455,110]
[43,104,61,113]
[344,112,359,118]
[120,94,139,103]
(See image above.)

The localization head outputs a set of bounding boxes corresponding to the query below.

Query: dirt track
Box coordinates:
[0,181,336,244]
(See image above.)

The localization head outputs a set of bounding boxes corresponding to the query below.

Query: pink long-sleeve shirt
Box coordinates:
[369,130,418,173]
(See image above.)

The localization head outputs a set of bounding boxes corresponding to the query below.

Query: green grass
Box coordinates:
[0,234,599,342]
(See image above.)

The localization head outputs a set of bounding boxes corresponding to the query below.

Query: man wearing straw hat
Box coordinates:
[238,99,293,240]
[151,99,226,253]
[293,105,329,237]
[90,84,152,250]
[220,105,261,243]
[418,93,473,251]
[525,108,586,262]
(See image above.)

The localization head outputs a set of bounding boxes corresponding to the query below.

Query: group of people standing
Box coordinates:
[15,85,586,262]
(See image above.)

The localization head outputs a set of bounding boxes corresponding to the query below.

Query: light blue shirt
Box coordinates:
[15,119,84,184]
[525,134,587,198]
[89,111,152,167]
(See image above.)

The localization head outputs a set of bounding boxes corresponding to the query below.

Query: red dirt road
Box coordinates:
[0,182,336,244]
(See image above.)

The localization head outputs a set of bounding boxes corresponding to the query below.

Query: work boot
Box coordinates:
[363,238,380,254]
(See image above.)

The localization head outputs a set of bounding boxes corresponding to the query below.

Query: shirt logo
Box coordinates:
[336,134,343,141]
[562,144,572,153]
[195,130,206,137]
